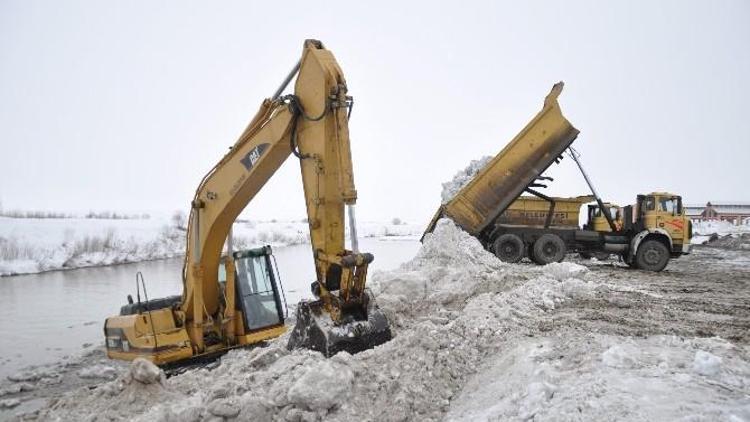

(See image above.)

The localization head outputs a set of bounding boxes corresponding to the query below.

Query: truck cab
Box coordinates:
[617,192,692,271]
[635,192,692,255]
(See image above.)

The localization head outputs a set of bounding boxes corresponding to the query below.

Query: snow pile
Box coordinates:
[446,335,750,421]
[693,350,723,376]
[693,220,750,236]
[27,219,750,421]
[36,358,175,420]
[441,156,492,204]
[692,220,750,249]
[705,233,750,250]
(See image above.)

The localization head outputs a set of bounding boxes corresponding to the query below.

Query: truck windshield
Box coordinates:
[659,198,680,215]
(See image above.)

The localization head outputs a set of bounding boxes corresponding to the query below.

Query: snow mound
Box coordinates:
[36,358,178,421]
[409,218,504,272]
[693,350,722,376]
[447,335,750,421]
[287,359,354,411]
[129,358,163,384]
[542,261,588,281]
[441,156,492,204]
[601,343,641,368]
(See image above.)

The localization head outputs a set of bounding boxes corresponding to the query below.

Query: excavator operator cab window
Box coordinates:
[233,248,285,332]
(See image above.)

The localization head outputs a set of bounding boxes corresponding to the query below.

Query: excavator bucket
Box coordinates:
[287,291,391,357]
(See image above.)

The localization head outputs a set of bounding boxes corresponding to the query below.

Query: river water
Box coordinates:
[0,237,420,380]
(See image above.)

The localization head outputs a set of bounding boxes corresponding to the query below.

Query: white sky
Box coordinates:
[1,1,748,223]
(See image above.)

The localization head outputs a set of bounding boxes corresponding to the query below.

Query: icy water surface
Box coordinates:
[0,237,420,380]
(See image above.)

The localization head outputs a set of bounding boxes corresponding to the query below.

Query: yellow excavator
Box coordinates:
[104,40,391,367]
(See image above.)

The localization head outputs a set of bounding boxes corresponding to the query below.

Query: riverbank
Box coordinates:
[0,216,423,277]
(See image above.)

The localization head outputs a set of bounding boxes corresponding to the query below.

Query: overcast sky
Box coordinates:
[1,1,748,223]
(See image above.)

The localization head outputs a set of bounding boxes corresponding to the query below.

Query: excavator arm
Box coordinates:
[178,39,390,355]
[178,96,294,351]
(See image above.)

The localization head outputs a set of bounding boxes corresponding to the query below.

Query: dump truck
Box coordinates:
[424,82,692,271]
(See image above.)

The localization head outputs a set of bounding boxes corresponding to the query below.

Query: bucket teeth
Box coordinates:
[287,292,391,357]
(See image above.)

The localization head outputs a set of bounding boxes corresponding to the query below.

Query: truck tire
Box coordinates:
[634,239,669,272]
[493,234,524,263]
[532,234,566,265]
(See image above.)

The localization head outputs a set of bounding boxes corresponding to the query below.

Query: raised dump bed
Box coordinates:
[425,82,579,237]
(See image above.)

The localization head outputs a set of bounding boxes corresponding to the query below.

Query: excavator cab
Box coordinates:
[221,246,286,333]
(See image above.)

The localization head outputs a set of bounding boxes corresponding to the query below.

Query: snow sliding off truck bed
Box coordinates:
[424,82,579,239]
[424,82,692,271]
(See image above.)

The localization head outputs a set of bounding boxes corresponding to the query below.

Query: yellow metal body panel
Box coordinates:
[498,195,593,227]
[238,325,288,346]
[441,82,579,236]
[104,311,193,365]
[591,203,623,232]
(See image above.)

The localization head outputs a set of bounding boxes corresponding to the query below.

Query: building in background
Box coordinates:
[685,202,750,224]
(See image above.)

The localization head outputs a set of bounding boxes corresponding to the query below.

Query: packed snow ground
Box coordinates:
[0,216,422,276]
[12,219,748,422]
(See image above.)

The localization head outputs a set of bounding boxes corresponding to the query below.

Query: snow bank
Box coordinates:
[0,217,423,276]
[441,156,492,204]
[0,216,183,276]
[693,220,750,236]
[27,219,750,421]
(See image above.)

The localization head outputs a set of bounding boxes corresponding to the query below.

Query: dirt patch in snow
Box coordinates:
[10,219,750,421]
[704,233,750,250]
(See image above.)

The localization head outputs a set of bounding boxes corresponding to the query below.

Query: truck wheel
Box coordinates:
[635,240,669,272]
[493,234,524,263]
[532,234,566,265]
